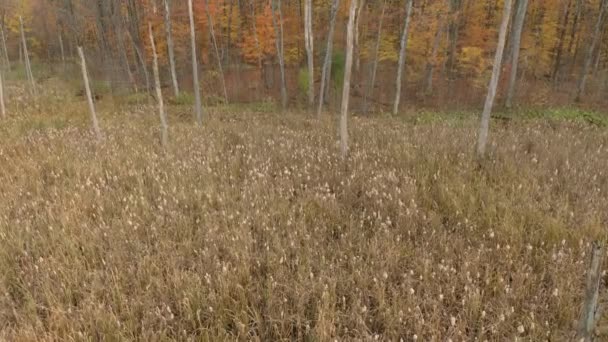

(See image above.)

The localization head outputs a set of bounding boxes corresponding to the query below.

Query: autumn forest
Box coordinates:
[1,0,608,340]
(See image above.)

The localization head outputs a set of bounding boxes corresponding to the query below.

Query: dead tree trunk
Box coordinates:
[363,0,386,114]
[317,0,340,118]
[271,0,288,111]
[393,0,414,115]
[149,23,169,148]
[551,0,572,84]
[127,30,150,92]
[19,16,36,95]
[505,0,529,109]
[77,47,102,141]
[164,0,179,96]
[59,31,66,67]
[304,0,314,109]
[189,0,204,125]
[250,1,264,92]
[424,18,445,95]
[340,0,358,159]
[0,25,10,71]
[476,0,513,158]
[576,242,604,342]
[204,0,229,104]
[575,0,607,102]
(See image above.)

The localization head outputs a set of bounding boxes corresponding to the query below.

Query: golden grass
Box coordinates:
[0,83,607,340]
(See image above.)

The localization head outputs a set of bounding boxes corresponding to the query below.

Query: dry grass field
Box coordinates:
[0,79,607,340]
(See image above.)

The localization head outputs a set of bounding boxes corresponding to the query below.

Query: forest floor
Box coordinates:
[0,77,608,340]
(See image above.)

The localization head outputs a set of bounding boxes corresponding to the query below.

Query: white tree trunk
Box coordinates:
[476,0,513,157]
[59,31,65,67]
[0,70,5,119]
[304,0,314,109]
[204,0,229,104]
[505,0,529,109]
[340,0,358,159]
[77,47,102,141]
[271,0,288,110]
[188,0,204,125]
[364,0,386,114]
[19,16,36,95]
[392,0,413,115]
[149,23,169,148]
[164,0,180,97]
[0,26,10,71]
[317,0,340,118]
[575,0,607,102]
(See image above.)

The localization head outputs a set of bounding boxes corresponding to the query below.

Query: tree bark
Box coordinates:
[392,0,414,115]
[149,23,169,148]
[204,0,229,104]
[551,0,572,84]
[271,0,288,111]
[59,31,66,67]
[77,47,102,141]
[189,0,204,125]
[505,0,529,108]
[164,0,180,96]
[317,0,340,118]
[127,30,150,92]
[446,0,463,80]
[575,0,607,102]
[476,0,513,158]
[19,17,36,95]
[340,0,358,159]
[363,0,386,114]
[304,0,314,109]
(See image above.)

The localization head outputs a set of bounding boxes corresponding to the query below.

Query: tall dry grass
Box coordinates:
[0,80,607,340]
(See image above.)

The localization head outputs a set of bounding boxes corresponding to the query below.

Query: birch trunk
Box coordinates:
[0,25,9,71]
[250,1,263,94]
[304,0,314,109]
[189,0,204,125]
[271,0,288,111]
[204,0,229,104]
[77,47,102,141]
[149,23,169,148]
[392,0,413,115]
[575,0,607,102]
[19,16,36,95]
[317,0,340,118]
[164,0,180,96]
[363,0,386,114]
[340,0,358,159]
[424,18,445,94]
[59,31,66,67]
[476,0,513,158]
[505,0,529,109]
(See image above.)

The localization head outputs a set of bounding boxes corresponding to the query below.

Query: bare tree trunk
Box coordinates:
[575,0,607,102]
[77,47,102,141]
[317,0,340,118]
[304,0,314,109]
[363,0,386,114]
[127,30,150,92]
[576,242,604,342]
[353,0,365,74]
[0,25,9,71]
[271,0,288,111]
[424,18,445,95]
[189,0,204,125]
[204,0,229,104]
[164,0,179,97]
[340,0,358,159]
[149,23,169,148]
[505,0,529,109]
[392,0,413,115]
[19,16,36,95]
[0,70,5,119]
[551,0,572,84]
[476,0,513,158]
